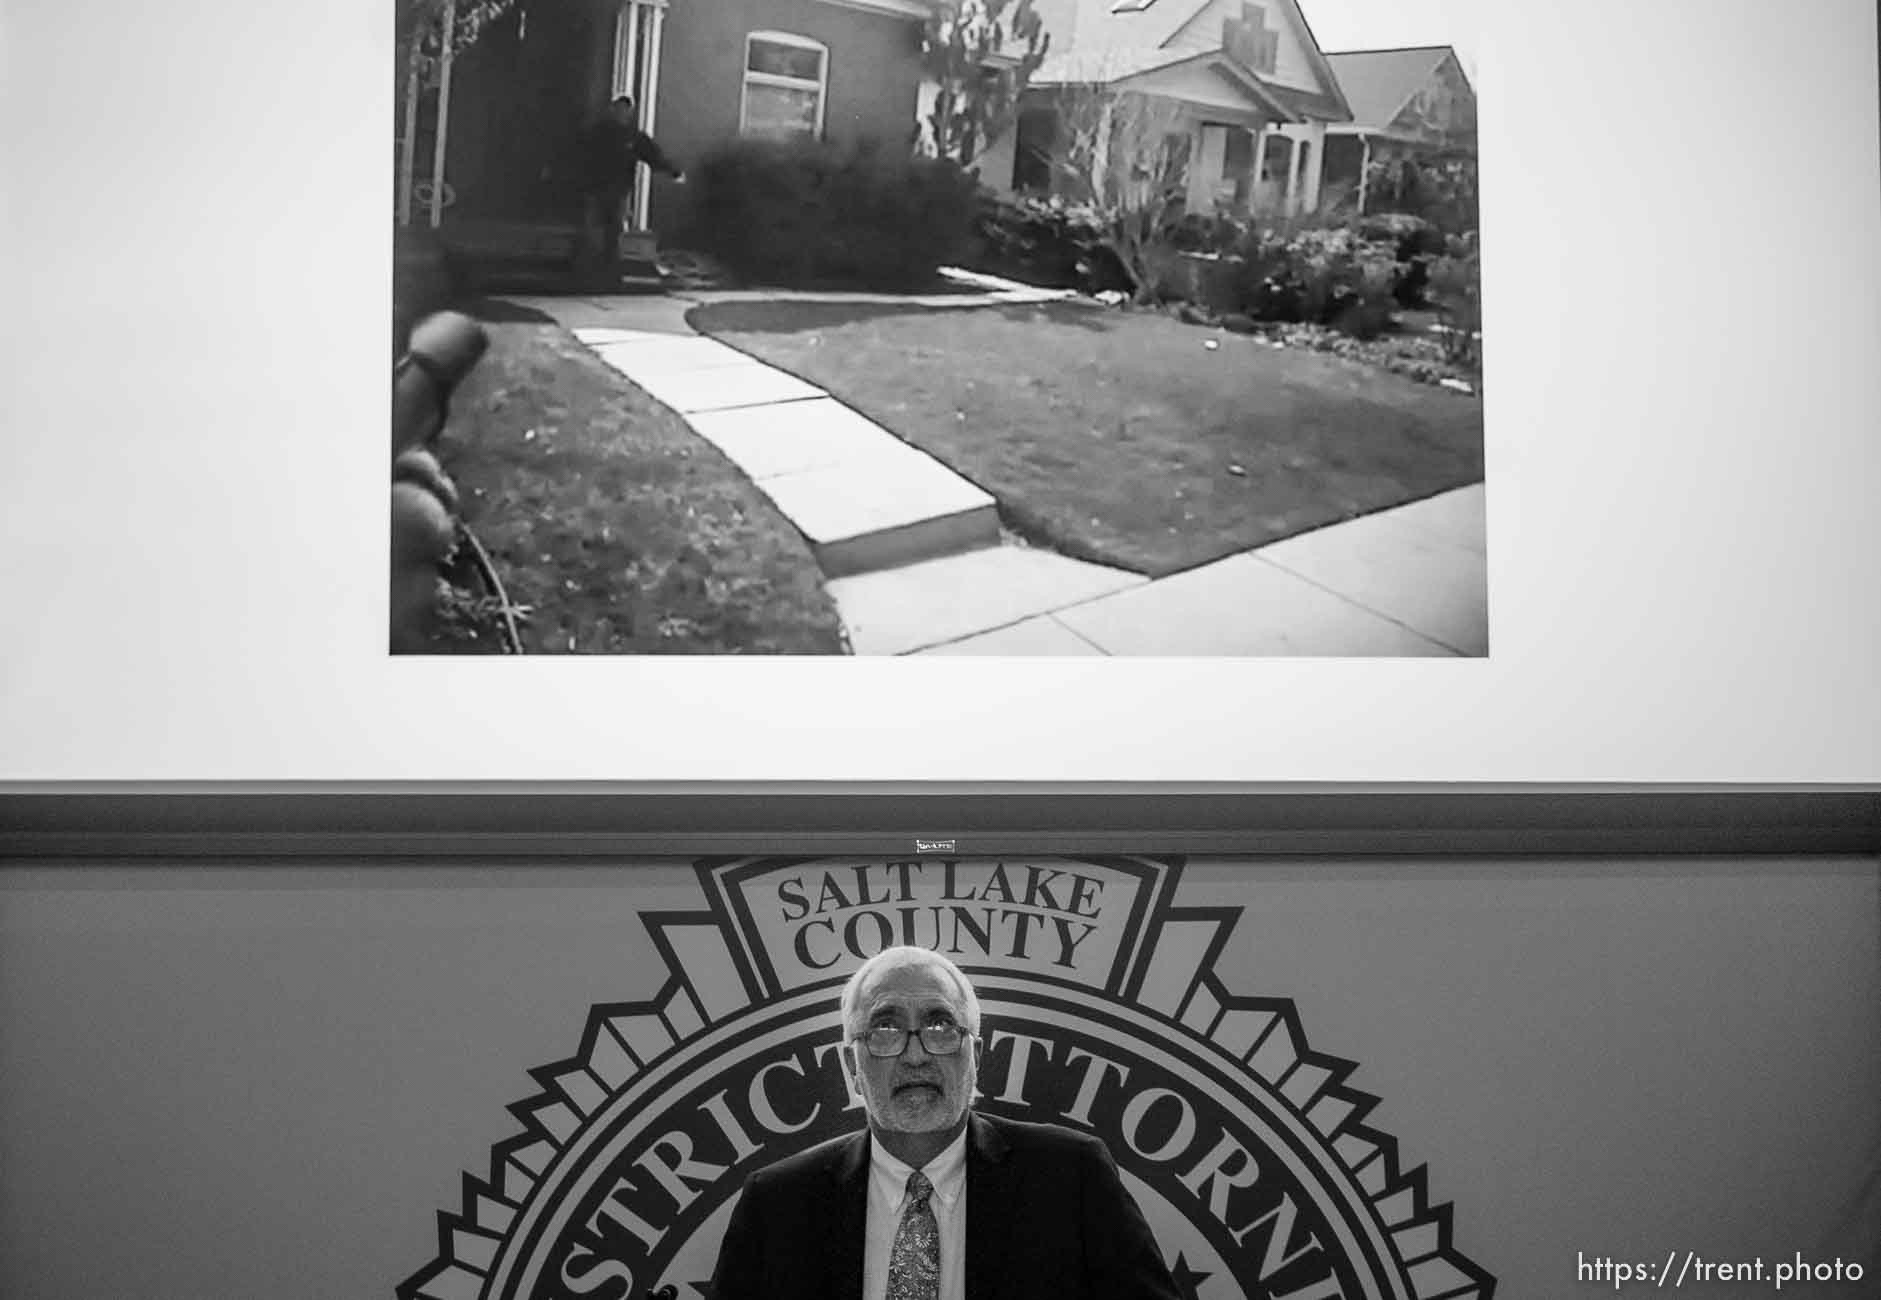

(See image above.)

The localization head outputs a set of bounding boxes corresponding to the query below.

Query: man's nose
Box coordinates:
[900,1032,932,1064]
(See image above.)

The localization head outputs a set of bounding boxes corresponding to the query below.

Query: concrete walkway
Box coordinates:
[499,275,1487,657]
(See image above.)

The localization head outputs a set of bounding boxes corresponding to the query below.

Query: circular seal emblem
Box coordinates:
[400,857,1495,1300]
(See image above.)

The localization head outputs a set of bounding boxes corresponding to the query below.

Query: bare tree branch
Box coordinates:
[920,0,1050,167]
[1046,83,1192,302]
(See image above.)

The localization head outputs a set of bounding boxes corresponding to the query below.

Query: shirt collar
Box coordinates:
[869,1125,969,1211]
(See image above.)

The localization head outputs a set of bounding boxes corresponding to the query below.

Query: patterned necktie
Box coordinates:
[886,1169,940,1300]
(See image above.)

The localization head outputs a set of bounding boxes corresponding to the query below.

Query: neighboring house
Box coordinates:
[975,0,1351,218]
[399,0,940,245]
[1319,46,1476,212]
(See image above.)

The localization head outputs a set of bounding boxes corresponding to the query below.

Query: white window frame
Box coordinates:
[740,30,830,141]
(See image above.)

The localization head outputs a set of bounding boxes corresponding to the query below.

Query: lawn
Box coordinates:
[689,300,1485,578]
[420,303,847,654]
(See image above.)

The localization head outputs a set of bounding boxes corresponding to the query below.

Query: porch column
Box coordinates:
[1298,130,1318,213]
[1191,123,1227,212]
[398,53,422,227]
[1356,134,1372,213]
[635,0,668,231]
[1281,131,1300,215]
[1246,123,1270,215]
[428,0,457,229]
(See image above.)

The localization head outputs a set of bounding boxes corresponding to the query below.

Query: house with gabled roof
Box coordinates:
[975,0,1352,217]
[398,0,946,257]
[1319,45,1476,211]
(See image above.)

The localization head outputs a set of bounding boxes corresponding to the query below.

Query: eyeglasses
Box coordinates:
[856,1023,970,1058]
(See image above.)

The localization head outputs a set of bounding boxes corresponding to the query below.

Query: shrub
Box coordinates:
[1142,247,1242,311]
[965,192,1434,333]
[686,136,979,290]
[1363,154,1479,238]
[964,190,1131,294]
[1214,222,1397,337]
[1297,228,1398,335]
[1428,249,1482,369]
[1162,210,1246,255]
[1341,258,1399,340]
[1352,212,1446,308]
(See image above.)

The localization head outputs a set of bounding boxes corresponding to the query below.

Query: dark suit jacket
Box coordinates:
[709,1112,1183,1300]
[576,116,681,196]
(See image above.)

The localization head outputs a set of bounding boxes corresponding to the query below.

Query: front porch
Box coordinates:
[395,0,674,291]
[1002,94,1328,221]
[1191,118,1325,218]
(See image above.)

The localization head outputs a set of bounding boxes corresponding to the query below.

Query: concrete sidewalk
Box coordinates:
[499,278,1487,657]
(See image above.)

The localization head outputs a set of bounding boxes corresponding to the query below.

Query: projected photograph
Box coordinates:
[392,0,1484,657]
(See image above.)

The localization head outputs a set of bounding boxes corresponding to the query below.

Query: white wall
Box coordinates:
[1271,118,1329,211]
[1,0,1879,784]
[1165,0,1323,94]
[1267,0,1321,93]
[1165,0,1240,57]
[1136,60,1275,120]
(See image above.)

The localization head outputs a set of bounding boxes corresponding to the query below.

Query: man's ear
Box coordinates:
[837,1042,861,1099]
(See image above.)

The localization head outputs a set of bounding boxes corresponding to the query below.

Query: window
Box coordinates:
[741,31,828,141]
[1223,4,1278,76]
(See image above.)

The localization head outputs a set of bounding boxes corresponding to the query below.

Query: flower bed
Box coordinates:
[962,191,1132,295]
[963,190,1480,376]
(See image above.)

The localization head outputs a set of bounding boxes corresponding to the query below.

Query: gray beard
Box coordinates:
[861,1069,975,1133]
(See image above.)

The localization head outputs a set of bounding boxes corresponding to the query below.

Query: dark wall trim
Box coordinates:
[2,788,1876,859]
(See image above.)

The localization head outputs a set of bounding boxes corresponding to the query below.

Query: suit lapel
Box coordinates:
[829,1130,871,1300]
[964,1113,1016,1300]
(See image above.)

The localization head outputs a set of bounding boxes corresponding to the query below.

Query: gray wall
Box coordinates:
[2,856,1875,1298]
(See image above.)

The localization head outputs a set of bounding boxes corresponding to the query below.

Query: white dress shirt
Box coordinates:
[863,1127,968,1300]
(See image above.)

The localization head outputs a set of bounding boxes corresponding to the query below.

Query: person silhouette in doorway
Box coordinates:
[575,95,684,277]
